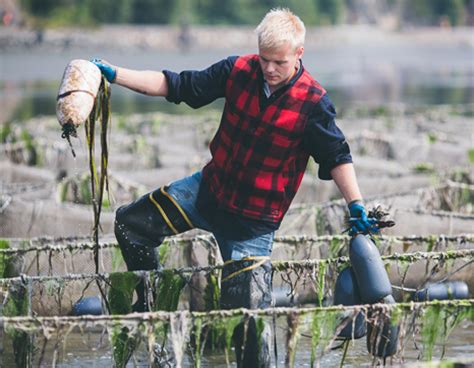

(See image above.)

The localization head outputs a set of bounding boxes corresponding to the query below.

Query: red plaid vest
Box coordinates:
[201,54,326,223]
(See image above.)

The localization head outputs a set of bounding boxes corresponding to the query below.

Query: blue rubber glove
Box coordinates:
[348,200,379,236]
[91,58,117,83]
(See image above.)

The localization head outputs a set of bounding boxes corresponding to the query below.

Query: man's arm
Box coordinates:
[90,59,168,96]
[330,162,362,204]
[115,68,169,96]
[303,95,376,234]
[91,56,237,108]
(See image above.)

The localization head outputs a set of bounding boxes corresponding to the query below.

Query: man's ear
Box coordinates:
[296,46,304,59]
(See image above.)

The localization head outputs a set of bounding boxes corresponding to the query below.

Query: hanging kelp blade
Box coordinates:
[84,78,111,273]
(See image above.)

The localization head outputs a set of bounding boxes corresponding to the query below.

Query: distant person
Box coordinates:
[92,8,375,367]
[2,10,13,26]
[178,18,192,52]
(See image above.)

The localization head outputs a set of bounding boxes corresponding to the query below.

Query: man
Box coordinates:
[93,8,375,367]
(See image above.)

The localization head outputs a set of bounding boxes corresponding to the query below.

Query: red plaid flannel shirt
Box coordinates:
[201,54,326,223]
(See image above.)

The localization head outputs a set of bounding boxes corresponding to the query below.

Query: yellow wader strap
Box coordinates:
[159,187,194,229]
[221,256,271,283]
[148,187,194,235]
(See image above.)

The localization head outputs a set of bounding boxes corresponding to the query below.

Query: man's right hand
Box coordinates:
[91,58,117,83]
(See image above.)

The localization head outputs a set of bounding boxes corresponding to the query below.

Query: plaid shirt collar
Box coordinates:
[261,59,304,98]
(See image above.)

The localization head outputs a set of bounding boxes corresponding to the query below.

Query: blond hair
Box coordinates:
[255,8,306,51]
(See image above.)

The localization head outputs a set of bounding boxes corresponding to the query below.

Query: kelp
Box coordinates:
[2,279,33,367]
[83,77,111,275]
[208,314,242,363]
[310,309,339,367]
[420,301,474,361]
[0,239,11,277]
[0,300,472,366]
[108,272,140,367]
[110,321,138,368]
[154,270,186,312]
[108,272,140,315]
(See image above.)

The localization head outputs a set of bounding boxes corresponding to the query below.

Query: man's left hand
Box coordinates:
[348,200,379,236]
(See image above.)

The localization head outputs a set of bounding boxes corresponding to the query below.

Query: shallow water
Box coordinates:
[1,320,473,367]
[1,45,473,125]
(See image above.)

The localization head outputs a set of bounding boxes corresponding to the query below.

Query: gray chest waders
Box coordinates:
[114,186,194,311]
[220,257,273,368]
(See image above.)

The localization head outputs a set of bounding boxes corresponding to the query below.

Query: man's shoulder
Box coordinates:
[296,69,326,100]
[229,54,260,74]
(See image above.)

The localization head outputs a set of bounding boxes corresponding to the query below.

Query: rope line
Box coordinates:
[0,234,472,255]
[0,249,472,286]
[1,299,472,328]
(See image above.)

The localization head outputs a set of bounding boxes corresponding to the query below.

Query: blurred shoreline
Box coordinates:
[1,24,473,51]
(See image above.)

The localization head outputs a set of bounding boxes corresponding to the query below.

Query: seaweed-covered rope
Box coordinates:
[0,299,472,330]
[0,248,472,286]
[1,234,472,255]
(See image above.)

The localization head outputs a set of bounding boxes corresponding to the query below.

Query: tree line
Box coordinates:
[18,0,474,27]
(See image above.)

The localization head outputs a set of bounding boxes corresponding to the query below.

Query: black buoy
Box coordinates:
[349,234,392,303]
[334,267,366,339]
[413,281,469,302]
[72,296,103,316]
[366,295,400,358]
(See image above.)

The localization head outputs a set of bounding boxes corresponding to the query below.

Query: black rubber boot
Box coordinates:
[114,193,169,312]
[220,259,273,368]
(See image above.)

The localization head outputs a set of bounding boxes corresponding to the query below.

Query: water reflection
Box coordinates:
[2,73,473,124]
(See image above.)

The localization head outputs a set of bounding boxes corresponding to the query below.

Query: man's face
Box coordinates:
[258,42,304,91]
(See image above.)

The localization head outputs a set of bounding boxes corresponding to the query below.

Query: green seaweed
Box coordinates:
[192,317,204,368]
[158,241,171,265]
[204,270,220,311]
[427,133,437,144]
[3,280,32,367]
[20,129,38,166]
[212,315,242,359]
[108,271,140,315]
[110,322,138,368]
[80,173,93,205]
[108,272,141,367]
[420,302,473,361]
[111,247,125,272]
[468,149,474,164]
[390,303,403,327]
[426,235,438,252]
[328,237,345,258]
[0,122,12,143]
[154,270,185,312]
[315,262,327,307]
[421,303,444,360]
[255,317,266,362]
[413,162,435,174]
[310,310,339,367]
[0,239,11,277]
[57,179,69,203]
